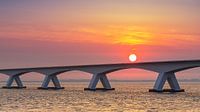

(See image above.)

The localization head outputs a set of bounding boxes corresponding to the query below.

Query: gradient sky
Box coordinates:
[0,0,200,80]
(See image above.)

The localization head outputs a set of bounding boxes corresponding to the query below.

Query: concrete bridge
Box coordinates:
[0,60,199,92]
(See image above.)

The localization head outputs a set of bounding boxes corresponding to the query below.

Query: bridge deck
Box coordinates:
[0,59,199,93]
[0,59,199,71]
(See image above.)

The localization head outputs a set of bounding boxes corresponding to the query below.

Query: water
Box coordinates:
[0,82,199,112]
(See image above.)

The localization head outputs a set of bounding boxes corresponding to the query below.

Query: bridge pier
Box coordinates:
[2,75,26,89]
[38,75,64,90]
[149,72,184,92]
[84,74,115,91]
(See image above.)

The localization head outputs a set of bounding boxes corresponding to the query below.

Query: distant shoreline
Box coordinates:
[1,79,200,83]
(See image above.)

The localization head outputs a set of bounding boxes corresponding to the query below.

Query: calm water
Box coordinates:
[0,82,199,112]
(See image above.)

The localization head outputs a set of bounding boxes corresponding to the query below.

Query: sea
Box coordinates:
[0,81,199,112]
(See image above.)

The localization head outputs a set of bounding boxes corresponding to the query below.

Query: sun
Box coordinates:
[129,54,137,62]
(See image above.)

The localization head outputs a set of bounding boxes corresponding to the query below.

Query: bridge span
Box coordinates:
[0,60,200,92]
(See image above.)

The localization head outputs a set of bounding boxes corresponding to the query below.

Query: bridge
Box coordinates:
[0,60,199,92]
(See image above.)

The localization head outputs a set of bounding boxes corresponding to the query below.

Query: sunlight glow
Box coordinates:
[129,54,137,62]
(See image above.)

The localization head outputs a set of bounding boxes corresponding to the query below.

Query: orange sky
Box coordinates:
[0,0,200,80]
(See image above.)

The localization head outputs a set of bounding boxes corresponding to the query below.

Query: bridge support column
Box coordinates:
[149,72,184,92]
[84,74,115,91]
[2,75,26,89]
[38,75,64,90]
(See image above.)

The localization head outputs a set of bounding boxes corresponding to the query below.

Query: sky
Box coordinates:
[0,0,200,81]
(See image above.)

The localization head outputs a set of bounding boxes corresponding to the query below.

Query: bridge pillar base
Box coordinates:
[84,88,115,91]
[2,75,26,89]
[149,89,185,92]
[87,74,114,91]
[37,87,64,90]
[152,72,184,93]
[38,75,63,90]
[2,86,26,89]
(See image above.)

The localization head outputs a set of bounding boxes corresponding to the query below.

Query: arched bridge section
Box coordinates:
[0,60,199,92]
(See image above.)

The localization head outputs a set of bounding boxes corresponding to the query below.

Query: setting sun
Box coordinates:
[129,54,137,62]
